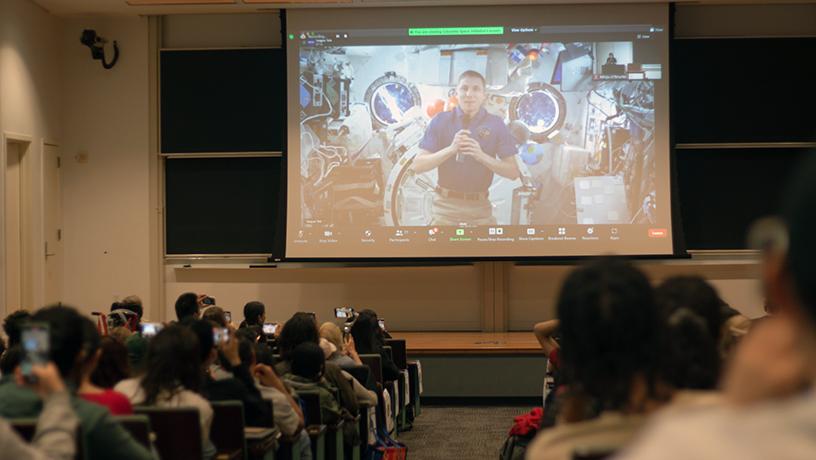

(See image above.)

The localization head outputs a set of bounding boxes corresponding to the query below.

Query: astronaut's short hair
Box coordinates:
[457,70,486,88]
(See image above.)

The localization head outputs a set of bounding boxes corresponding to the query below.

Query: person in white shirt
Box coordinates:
[619,154,816,460]
[115,325,216,460]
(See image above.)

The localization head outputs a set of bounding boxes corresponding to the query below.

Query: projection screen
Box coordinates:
[285,4,671,259]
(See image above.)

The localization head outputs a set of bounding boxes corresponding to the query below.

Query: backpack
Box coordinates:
[499,407,544,460]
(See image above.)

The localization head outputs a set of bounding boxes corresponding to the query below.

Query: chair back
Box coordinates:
[210,400,246,459]
[359,354,383,386]
[385,339,408,370]
[345,364,372,390]
[299,390,323,426]
[114,414,152,449]
[9,418,36,441]
[10,418,83,460]
[135,406,202,460]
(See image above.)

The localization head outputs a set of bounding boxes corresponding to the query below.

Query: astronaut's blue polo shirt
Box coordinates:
[418,107,516,193]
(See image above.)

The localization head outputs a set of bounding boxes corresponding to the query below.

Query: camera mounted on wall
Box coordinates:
[80,29,119,70]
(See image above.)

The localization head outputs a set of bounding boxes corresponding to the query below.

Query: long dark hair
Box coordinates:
[278,312,319,361]
[91,336,131,388]
[350,309,383,355]
[139,325,202,405]
[655,276,724,341]
[659,308,721,390]
[557,259,661,412]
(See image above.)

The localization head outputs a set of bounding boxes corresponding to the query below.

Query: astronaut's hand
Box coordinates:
[450,130,471,153]
[459,137,486,161]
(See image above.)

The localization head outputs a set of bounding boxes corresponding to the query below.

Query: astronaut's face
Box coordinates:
[456,75,486,116]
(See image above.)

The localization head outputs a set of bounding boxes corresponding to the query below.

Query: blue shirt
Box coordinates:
[418,107,517,193]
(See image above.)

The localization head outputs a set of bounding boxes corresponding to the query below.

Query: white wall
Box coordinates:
[0,0,62,317]
[59,16,152,316]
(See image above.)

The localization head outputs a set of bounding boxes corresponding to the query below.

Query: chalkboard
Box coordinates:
[673,36,816,250]
[159,39,815,255]
[160,48,285,153]
[672,37,816,144]
[676,147,811,250]
[165,157,283,255]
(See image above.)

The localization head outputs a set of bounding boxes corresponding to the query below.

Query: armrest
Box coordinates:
[306,425,327,438]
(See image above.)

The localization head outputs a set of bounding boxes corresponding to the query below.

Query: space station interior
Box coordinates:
[298,41,657,227]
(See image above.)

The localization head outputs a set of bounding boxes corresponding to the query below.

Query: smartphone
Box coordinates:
[334,307,354,319]
[262,322,279,335]
[21,323,50,382]
[213,327,230,345]
[141,322,164,338]
[378,319,386,331]
[202,296,216,306]
[224,311,232,323]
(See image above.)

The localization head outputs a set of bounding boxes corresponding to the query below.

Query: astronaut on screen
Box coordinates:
[411,70,519,226]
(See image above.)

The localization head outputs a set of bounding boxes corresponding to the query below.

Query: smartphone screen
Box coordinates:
[224,311,232,323]
[213,327,229,345]
[141,322,163,338]
[203,296,216,306]
[262,322,279,335]
[378,319,386,331]
[334,307,351,319]
[21,323,50,380]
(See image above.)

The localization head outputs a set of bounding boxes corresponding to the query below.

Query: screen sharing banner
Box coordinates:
[285,4,671,258]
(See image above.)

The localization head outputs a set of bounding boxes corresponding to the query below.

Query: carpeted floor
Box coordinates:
[396,405,531,460]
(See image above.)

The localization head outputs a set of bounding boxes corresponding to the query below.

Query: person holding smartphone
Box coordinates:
[187,320,272,428]
[319,322,362,368]
[0,306,153,460]
[115,324,216,459]
[349,310,401,382]
[0,362,78,460]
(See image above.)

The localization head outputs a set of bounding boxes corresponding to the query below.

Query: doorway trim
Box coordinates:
[1,131,34,316]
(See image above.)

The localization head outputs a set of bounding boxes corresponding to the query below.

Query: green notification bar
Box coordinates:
[408,26,504,37]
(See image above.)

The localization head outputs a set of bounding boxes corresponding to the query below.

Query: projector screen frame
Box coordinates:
[281,4,679,262]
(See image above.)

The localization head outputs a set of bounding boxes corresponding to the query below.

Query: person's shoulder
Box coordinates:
[114,377,142,400]
[616,407,731,460]
[0,381,41,417]
[208,376,246,397]
[527,413,646,460]
[483,111,510,129]
[104,389,133,404]
[324,361,344,376]
[73,396,111,426]
[429,110,454,126]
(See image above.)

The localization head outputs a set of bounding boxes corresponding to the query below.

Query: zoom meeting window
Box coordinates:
[286,4,671,258]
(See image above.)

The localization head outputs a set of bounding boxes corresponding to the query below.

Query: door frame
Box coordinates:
[1,131,34,316]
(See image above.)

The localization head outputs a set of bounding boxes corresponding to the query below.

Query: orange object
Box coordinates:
[447,95,459,111]
[426,99,445,118]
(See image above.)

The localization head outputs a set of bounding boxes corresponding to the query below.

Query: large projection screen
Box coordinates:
[286,4,671,259]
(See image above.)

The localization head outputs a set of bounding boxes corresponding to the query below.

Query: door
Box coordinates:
[4,141,23,311]
[43,143,63,306]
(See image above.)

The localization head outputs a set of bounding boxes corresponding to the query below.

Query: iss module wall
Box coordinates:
[296,41,659,228]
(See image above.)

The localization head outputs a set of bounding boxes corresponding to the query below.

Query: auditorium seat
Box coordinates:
[134,406,202,460]
[210,400,246,460]
[297,391,328,460]
[10,418,83,460]
[385,340,411,431]
[114,414,153,449]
